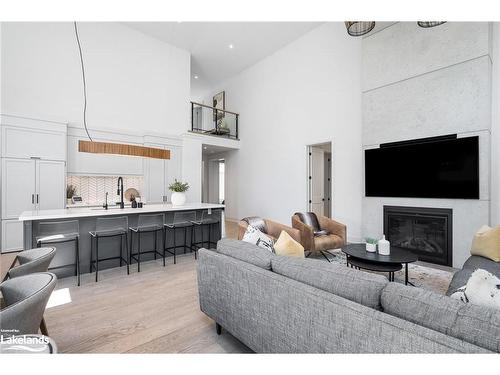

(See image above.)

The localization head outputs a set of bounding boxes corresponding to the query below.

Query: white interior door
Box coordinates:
[207,160,220,204]
[2,158,36,219]
[37,160,65,210]
[310,147,325,216]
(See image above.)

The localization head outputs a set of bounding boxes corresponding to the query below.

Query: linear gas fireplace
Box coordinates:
[383,206,453,266]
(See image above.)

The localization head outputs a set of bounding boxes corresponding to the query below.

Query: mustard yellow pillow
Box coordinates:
[274,230,305,258]
[471,225,500,262]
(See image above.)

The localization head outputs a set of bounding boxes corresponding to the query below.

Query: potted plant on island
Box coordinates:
[168,179,189,206]
[66,184,77,206]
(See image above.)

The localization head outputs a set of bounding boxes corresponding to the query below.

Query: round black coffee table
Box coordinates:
[341,243,418,285]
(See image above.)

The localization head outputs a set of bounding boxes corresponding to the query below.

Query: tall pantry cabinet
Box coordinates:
[1,115,67,252]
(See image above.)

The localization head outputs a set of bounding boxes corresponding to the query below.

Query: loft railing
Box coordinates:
[191,101,239,140]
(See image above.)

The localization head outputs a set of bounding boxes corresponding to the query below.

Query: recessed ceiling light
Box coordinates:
[228,44,234,49]
[194,75,199,79]
[203,146,207,150]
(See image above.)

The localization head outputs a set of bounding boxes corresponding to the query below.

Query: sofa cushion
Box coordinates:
[273,231,305,258]
[271,256,388,310]
[470,225,500,262]
[216,238,274,270]
[381,282,500,352]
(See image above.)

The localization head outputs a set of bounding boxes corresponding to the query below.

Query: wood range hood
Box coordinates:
[78,140,170,160]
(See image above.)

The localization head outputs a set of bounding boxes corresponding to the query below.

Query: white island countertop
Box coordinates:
[19,203,225,221]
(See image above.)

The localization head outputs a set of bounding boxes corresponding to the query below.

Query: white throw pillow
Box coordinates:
[450,269,500,311]
[242,225,274,252]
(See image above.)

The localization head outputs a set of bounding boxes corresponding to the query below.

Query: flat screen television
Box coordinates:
[365,135,479,199]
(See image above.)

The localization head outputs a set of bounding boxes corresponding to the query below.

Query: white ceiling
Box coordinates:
[123,22,321,99]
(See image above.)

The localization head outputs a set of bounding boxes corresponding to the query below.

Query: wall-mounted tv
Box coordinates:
[365,135,479,199]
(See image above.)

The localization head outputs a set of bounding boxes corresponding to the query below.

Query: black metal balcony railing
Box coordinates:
[191,101,239,139]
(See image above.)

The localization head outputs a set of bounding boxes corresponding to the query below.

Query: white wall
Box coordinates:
[492,23,500,225]
[207,23,363,241]
[362,22,492,268]
[1,22,190,135]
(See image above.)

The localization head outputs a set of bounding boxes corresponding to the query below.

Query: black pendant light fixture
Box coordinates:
[344,21,376,36]
[417,21,447,28]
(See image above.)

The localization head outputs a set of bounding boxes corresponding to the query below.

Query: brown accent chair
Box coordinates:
[292,212,346,262]
[237,217,301,243]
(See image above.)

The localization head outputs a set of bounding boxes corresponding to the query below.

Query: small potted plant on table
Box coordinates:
[168,179,189,206]
[365,237,377,253]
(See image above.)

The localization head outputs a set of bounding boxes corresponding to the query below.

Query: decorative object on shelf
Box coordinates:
[365,238,377,253]
[66,184,77,205]
[213,91,226,122]
[169,179,189,206]
[417,21,446,28]
[73,22,170,160]
[344,21,375,36]
[124,188,140,202]
[378,235,391,256]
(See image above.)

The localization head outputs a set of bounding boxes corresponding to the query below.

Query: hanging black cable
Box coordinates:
[74,21,92,141]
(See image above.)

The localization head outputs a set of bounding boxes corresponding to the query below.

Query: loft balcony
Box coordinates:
[190,101,239,140]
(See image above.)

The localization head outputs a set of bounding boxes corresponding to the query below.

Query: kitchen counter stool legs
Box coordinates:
[89,216,130,282]
[129,214,165,272]
[191,210,220,253]
[164,211,196,263]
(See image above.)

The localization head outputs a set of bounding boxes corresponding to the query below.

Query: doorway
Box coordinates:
[201,144,229,205]
[307,142,332,217]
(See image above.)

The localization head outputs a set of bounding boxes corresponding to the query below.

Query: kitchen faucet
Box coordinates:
[117,177,124,209]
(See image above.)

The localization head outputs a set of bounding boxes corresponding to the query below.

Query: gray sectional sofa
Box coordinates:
[197,239,500,353]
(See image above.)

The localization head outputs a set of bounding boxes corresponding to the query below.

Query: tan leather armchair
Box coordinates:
[238,217,301,243]
[292,212,346,261]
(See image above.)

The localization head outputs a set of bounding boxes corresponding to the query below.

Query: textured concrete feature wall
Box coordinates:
[362,22,492,268]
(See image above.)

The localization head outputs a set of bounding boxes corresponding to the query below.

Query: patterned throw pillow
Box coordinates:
[451,269,500,311]
[242,225,274,252]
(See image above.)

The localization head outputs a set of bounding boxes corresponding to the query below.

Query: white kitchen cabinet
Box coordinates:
[145,143,168,203]
[144,144,182,204]
[1,219,24,252]
[1,117,66,161]
[1,158,65,219]
[165,145,182,202]
[37,160,66,211]
[1,158,37,219]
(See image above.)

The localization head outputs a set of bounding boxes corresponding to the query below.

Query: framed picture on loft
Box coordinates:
[213,91,225,121]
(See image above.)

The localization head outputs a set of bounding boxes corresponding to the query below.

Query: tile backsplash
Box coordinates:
[67,175,144,205]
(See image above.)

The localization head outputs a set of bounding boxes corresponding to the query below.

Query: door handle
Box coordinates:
[32,194,35,204]
[36,194,39,204]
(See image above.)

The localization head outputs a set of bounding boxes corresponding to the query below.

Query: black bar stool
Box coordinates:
[129,214,165,272]
[164,211,196,264]
[89,216,129,282]
[36,220,80,286]
[191,210,220,252]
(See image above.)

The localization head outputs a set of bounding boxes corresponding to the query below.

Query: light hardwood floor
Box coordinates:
[44,220,250,353]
